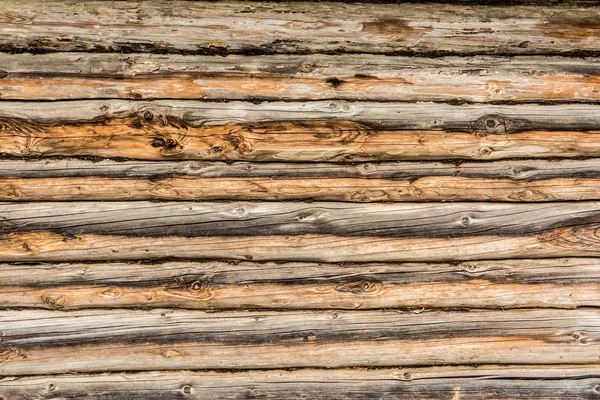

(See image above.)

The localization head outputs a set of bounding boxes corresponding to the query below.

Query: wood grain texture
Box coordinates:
[2,366,600,399]
[2,54,600,101]
[3,201,600,238]
[1,201,600,262]
[1,259,599,309]
[0,309,598,374]
[2,158,600,201]
[1,1,599,55]
[3,100,600,161]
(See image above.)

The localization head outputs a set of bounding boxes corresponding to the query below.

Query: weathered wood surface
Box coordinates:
[2,259,599,309]
[2,366,600,399]
[1,201,600,262]
[2,158,600,201]
[0,309,598,374]
[3,101,600,161]
[3,0,600,392]
[2,54,600,101]
[1,1,599,55]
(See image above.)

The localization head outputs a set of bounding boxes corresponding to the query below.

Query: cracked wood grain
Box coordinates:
[3,101,600,161]
[1,258,599,309]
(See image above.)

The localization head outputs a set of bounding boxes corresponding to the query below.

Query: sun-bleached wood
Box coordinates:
[2,366,600,399]
[0,309,597,375]
[3,101,600,161]
[1,159,600,201]
[1,259,599,309]
[2,54,600,101]
[1,1,599,55]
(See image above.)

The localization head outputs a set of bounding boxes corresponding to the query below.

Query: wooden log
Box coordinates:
[3,201,600,238]
[3,100,600,161]
[1,1,599,55]
[2,366,600,399]
[2,54,600,101]
[1,202,600,262]
[2,158,600,201]
[0,309,598,374]
[1,259,599,309]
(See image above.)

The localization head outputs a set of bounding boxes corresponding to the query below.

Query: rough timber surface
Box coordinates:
[3,101,600,161]
[2,54,600,101]
[1,2,600,55]
[2,367,600,399]
[0,309,599,375]
[1,202,600,262]
[2,0,600,397]
[1,259,599,309]
[2,158,600,201]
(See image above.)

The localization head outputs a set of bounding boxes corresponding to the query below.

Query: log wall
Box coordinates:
[1,1,600,398]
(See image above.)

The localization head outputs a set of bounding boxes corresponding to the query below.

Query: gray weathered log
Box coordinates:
[1,259,599,309]
[1,1,599,55]
[2,366,600,399]
[2,201,600,238]
[1,54,600,101]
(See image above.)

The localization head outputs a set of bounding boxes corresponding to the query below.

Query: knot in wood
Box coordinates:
[460,263,484,276]
[335,280,381,294]
[472,114,508,135]
[41,295,67,309]
[232,206,248,216]
[477,146,494,158]
[506,165,533,179]
[142,110,154,121]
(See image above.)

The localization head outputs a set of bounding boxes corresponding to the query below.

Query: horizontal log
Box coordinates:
[2,259,599,309]
[1,1,599,55]
[1,202,600,262]
[2,366,600,399]
[3,101,600,161]
[2,54,600,101]
[2,159,600,201]
[4,201,600,238]
[0,309,598,374]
